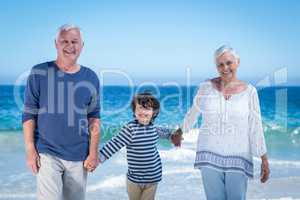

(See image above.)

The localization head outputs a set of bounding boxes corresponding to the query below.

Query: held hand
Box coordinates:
[260,156,270,183]
[84,154,100,172]
[171,128,183,147]
[26,147,40,174]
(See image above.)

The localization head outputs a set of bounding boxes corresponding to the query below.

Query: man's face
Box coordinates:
[55,29,83,63]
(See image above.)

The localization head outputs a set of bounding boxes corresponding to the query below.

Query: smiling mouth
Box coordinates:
[63,50,76,55]
[138,114,148,118]
[222,71,232,75]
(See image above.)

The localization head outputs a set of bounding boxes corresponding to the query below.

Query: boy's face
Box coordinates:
[135,103,154,125]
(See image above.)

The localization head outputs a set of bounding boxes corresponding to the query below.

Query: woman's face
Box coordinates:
[135,103,154,125]
[216,52,239,82]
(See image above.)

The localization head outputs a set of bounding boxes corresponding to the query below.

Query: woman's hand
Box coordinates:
[260,154,270,183]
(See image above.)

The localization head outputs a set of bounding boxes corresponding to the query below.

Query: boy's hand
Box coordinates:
[171,128,183,147]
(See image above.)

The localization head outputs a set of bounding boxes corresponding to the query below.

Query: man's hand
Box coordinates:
[260,154,270,183]
[171,128,183,147]
[84,154,99,172]
[26,147,40,174]
[85,118,100,172]
[23,120,40,174]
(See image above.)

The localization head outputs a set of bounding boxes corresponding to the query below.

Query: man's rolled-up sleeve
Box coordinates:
[87,76,100,119]
[22,69,40,123]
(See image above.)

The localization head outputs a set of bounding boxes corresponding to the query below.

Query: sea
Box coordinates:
[0,85,299,199]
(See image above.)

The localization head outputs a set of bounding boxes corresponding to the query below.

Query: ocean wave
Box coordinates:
[0,193,35,199]
[1,145,300,199]
[87,175,126,192]
[253,157,300,167]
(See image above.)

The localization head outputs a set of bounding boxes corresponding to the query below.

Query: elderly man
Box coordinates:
[22,24,100,200]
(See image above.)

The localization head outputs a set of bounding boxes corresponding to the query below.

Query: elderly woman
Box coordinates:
[180,45,270,199]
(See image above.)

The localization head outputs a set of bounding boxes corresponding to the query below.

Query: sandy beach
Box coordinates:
[0,130,300,200]
[85,130,300,200]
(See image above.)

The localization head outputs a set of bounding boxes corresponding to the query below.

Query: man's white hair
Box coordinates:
[214,45,240,63]
[55,24,83,43]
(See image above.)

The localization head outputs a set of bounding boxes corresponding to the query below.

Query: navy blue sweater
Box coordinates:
[22,61,100,161]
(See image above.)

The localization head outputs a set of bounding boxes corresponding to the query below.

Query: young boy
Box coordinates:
[96,92,182,200]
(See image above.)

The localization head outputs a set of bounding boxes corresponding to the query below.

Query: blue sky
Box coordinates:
[0,0,299,85]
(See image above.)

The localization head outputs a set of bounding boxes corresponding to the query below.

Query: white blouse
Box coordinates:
[182,80,267,177]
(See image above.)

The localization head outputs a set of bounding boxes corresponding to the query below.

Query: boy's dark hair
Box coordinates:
[131,92,160,122]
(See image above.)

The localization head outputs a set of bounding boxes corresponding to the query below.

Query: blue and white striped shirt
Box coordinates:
[99,119,172,184]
